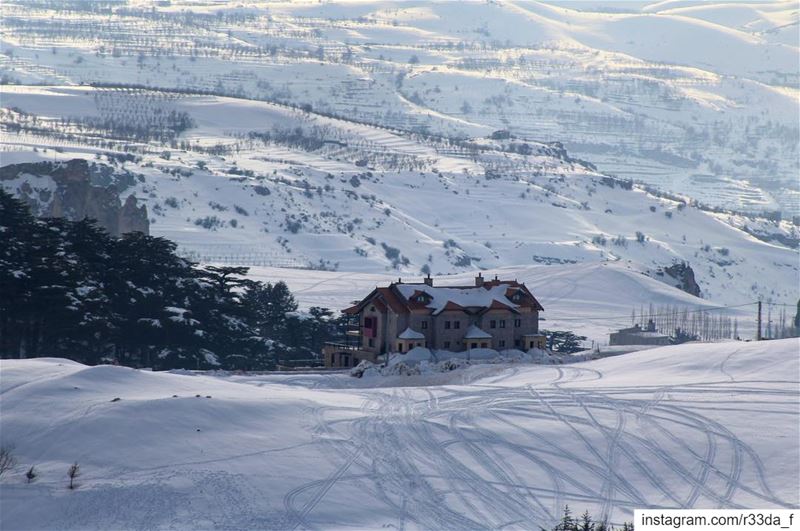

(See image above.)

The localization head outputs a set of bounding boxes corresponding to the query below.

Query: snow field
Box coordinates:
[1,339,798,529]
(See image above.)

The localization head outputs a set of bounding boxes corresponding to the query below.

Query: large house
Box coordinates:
[323,273,545,368]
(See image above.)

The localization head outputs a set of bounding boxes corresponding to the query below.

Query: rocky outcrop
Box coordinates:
[0,159,148,236]
[661,262,702,298]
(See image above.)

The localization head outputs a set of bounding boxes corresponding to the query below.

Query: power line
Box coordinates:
[546,301,757,322]
[761,301,799,308]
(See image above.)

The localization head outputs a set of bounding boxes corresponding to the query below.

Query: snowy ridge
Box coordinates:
[1,339,798,529]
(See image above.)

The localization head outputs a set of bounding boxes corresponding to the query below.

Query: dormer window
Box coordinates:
[413,291,431,304]
[512,292,523,302]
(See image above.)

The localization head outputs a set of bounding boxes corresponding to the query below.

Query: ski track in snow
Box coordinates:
[282,362,798,529]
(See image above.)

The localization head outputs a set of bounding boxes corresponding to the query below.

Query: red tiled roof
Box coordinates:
[344,287,406,315]
[376,287,407,314]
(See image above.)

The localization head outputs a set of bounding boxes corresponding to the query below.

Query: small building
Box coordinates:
[609,320,671,346]
[396,327,426,352]
[323,273,545,368]
[463,324,492,350]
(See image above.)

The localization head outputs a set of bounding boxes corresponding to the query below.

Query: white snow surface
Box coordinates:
[1,339,798,530]
[395,282,520,314]
[397,327,426,340]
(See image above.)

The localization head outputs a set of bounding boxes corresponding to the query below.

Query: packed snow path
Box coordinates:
[1,340,798,530]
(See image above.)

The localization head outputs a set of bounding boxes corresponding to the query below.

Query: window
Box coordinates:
[421,321,428,329]
[499,320,506,328]
[490,320,497,329]
[481,342,488,348]
[471,342,478,349]
[445,321,451,329]
[416,295,426,302]
[499,340,506,348]
[514,339,520,347]
[444,341,451,349]
[398,343,403,352]
[514,319,521,328]
[368,338,374,347]
[454,321,460,329]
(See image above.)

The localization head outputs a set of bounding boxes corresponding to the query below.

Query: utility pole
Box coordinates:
[756,301,762,341]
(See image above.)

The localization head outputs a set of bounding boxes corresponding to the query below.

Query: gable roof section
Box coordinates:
[344,286,408,315]
[398,327,425,340]
[463,324,492,339]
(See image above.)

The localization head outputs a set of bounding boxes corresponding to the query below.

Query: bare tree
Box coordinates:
[68,462,80,489]
[0,446,16,477]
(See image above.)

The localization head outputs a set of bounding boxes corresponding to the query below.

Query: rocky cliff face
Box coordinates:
[662,262,702,298]
[0,159,148,236]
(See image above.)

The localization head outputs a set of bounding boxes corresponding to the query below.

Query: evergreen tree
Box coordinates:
[0,190,335,370]
[543,330,587,353]
[554,505,575,531]
[578,510,595,531]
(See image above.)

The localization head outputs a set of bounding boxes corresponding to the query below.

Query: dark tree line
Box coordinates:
[0,189,339,370]
[547,506,633,531]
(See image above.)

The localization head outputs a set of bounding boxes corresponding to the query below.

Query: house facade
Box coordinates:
[323,273,545,368]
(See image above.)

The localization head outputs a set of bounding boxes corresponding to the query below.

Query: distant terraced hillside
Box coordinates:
[1,85,796,308]
[1,0,797,214]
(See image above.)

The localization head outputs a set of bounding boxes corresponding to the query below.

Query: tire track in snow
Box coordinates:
[527,385,649,507]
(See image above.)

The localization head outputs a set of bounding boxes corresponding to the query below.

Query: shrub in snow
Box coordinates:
[382,362,421,377]
[25,465,37,483]
[67,462,80,490]
[350,360,374,378]
[0,446,16,477]
[438,358,468,372]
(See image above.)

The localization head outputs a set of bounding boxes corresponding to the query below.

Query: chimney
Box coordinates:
[397,277,402,284]
[475,272,484,287]
[423,274,433,287]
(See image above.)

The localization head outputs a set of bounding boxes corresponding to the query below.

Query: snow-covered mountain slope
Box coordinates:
[1,85,797,307]
[1,0,797,215]
[2,339,798,529]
